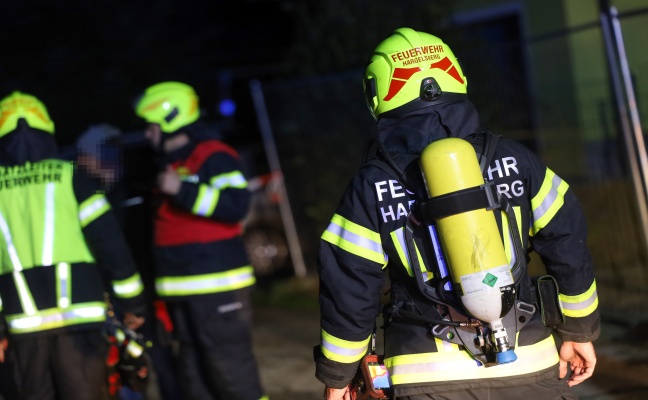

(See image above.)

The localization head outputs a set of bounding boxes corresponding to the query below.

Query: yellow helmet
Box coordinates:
[0,91,55,138]
[135,81,200,134]
[363,27,468,121]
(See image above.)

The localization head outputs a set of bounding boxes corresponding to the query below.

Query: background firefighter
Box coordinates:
[0,91,146,400]
[134,81,269,400]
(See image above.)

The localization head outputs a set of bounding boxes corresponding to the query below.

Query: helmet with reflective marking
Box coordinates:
[363,27,468,121]
[0,91,55,138]
[135,81,200,134]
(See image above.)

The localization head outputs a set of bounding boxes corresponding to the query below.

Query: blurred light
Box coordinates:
[219,99,236,117]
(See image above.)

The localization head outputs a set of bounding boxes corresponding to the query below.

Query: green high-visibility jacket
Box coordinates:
[0,159,145,337]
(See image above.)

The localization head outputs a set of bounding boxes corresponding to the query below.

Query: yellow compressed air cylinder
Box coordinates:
[420,137,513,323]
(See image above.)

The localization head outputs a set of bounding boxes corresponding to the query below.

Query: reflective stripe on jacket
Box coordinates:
[316,135,599,392]
[153,140,255,299]
[0,160,144,335]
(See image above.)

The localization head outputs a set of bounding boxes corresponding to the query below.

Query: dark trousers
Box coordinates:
[396,377,577,400]
[168,288,265,400]
[9,329,108,400]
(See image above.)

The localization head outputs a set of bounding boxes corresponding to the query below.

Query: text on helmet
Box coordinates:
[390,45,444,63]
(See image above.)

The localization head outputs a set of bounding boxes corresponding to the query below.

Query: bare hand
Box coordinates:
[123,312,145,331]
[157,165,182,195]
[324,385,355,400]
[559,341,596,386]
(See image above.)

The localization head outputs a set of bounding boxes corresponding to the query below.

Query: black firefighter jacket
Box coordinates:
[315,100,600,397]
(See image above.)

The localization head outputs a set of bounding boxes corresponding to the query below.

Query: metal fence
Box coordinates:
[251,9,648,323]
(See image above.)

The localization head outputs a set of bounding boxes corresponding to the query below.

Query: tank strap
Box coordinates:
[367,153,418,189]
[466,130,502,174]
[416,182,500,222]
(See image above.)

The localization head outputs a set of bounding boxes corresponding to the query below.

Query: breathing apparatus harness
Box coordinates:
[368,131,539,367]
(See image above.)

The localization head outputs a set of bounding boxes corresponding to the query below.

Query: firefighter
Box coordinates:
[315,28,599,400]
[0,91,146,400]
[134,81,268,400]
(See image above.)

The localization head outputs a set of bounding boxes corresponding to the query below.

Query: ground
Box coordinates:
[136,276,648,399]
[251,277,648,400]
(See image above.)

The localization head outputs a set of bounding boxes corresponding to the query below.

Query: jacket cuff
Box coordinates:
[314,348,359,388]
[171,181,198,211]
[116,295,148,318]
[556,314,601,342]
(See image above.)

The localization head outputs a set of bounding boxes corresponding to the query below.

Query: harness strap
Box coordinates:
[416,181,500,222]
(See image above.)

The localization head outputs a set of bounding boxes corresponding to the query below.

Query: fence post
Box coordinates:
[249,79,308,278]
[599,0,648,257]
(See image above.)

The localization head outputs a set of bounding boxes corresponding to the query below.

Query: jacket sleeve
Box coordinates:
[171,151,251,223]
[525,150,600,343]
[0,303,4,341]
[315,172,387,388]
[73,167,146,316]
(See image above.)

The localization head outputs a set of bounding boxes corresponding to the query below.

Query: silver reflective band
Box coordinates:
[8,305,105,331]
[155,267,255,295]
[57,262,70,309]
[532,173,563,222]
[211,172,246,189]
[321,339,368,359]
[561,290,598,311]
[0,210,23,270]
[41,182,55,266]
[113,279,143,297]
[79,196,109,223]
[194,186,218,216]
[126,341,144,358]
[326,221,383,255]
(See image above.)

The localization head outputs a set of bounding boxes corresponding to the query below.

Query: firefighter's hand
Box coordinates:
[0,338,8,363]
[559,341,596,386]
[123,312,145,331]
[157,166,182,195]
[324,384,355,400]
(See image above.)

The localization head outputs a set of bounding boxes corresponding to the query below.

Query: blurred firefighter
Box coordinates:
[315,28,599,400]
[134,81,268,400]
[76,123,183,400]
[76,123,122,193]
[0,91,146,400]
[76,123,162,400]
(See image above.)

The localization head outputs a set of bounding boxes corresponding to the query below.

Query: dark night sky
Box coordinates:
[0,0,295,146]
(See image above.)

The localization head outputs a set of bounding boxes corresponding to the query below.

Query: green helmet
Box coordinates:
[135,81,200,134]
[0,91,55,138]
[363,27,468,121]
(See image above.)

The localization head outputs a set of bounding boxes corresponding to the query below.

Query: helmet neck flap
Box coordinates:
[377,99,481,156]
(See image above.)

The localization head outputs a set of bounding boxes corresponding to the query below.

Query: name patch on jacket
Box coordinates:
[486,157,524,199]
[375,179,415,223]
[0,163,63,190]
